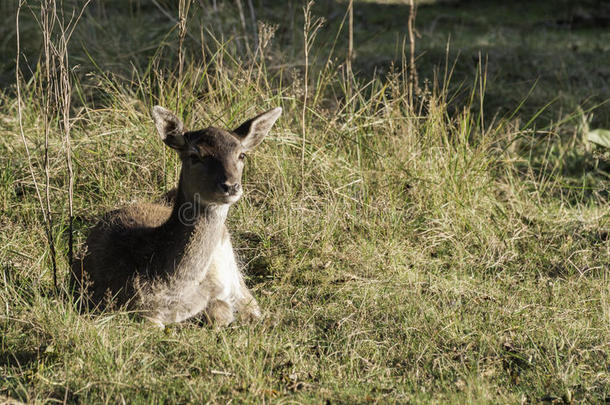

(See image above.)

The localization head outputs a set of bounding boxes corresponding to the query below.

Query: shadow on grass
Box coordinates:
[2,0,608,126]
[316,0,610,127]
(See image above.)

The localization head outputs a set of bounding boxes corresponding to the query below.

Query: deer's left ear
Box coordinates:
[233,107,282,151]
[152,106,186,150]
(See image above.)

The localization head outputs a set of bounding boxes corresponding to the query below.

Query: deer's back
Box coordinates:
[72,203,172,308]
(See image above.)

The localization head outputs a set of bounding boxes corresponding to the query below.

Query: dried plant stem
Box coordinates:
[41,0,59,291]
[58,28,74,270]
[178,0,191,108]
[235,0,251,56]
[301,2,311,191]
[246,0,258,49]
[300,1,324,191]
[18,0,91,288]
[16,1,48,232]
[478,52,488,135]
[346,0,353,108]
[152,0,201,45]
[407,0,418,109]
[56,0,91,268]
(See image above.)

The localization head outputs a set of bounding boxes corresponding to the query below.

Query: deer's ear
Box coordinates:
[233,107,282,151]
[152,106,185,150]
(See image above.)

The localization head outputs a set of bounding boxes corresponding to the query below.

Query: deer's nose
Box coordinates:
[219,182,241,195]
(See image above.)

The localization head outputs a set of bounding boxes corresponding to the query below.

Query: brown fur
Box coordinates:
[71,106,282,327]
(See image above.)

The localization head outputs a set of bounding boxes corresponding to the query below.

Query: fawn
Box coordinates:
[71,105,282,327]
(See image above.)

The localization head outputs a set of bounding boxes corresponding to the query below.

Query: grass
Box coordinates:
[1,0,609,403]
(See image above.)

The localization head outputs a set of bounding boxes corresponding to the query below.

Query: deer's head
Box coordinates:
[152,106,281,206]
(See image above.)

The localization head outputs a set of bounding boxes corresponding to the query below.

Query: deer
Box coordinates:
[71,105,282,328]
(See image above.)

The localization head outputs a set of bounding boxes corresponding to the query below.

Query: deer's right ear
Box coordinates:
[152,106,185,150]
[233,107,282,151]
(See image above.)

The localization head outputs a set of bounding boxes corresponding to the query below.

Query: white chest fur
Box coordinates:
[206,236,243,304]
[142,231,243,325]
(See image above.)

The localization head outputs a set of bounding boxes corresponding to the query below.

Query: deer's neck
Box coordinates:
[162,179,229,279]
[167,184,228,232]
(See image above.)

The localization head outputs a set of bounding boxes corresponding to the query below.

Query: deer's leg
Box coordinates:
[236,277,261,322]
[199,233,239,325]
[205,299,235,326]
[200,231,261,324]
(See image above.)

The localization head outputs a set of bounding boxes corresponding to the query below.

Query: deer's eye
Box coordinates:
[238,153,246,161]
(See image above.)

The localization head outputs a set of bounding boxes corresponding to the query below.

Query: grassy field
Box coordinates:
[1,0,609,403]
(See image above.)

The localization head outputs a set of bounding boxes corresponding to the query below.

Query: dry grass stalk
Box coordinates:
[300,1,324,191]
[40,0,59,290]
[254,21,277,87]
[16,0,91,290]
[407,0,418,109]
[15,0,48,245]
[178,0,192,108]
[235,0,251,56]
[55,0,92,269]
[347,0,354,108]
[246,0,258,50]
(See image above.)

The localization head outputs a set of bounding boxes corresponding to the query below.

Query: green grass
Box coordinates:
[1,0,609,403]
